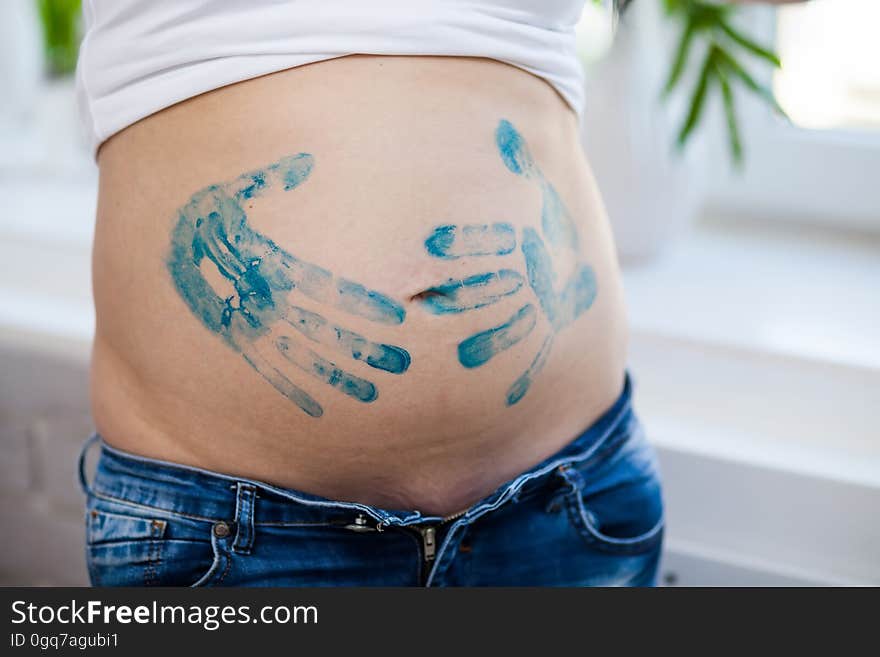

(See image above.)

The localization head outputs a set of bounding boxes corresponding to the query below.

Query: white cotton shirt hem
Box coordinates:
[76,0,587,156]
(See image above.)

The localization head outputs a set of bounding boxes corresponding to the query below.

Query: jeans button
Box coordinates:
[213,521,231,538]
[343,514,378,532]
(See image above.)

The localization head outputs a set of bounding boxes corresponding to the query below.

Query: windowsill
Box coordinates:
[0,78,96,182]
[623,217,880,583]
[624,216,880,489]
[624,216,880,373]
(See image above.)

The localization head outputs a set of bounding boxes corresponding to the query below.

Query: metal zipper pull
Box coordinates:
[420,526,436,562]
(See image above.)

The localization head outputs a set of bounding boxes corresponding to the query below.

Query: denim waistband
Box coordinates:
[80,374,635,529]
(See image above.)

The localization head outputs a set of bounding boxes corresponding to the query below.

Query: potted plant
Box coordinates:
[582,0,787,261]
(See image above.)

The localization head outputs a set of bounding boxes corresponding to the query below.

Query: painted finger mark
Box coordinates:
[520,227,559,324]
[336,279,406,325]
[540,180,579,250]
[417,270,525,315]
[241,344,324,417]
[284,306,411,374]
[425,223,516,259]
[228,153,315,200]
[496,119,537,178]
[506,334,554,406]
[275,336,377,403]
[555,264,598,329]
[458,304,537,369]
[272,253,406,325]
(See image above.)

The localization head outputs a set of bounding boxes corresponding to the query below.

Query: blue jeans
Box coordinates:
[79,375,664,586]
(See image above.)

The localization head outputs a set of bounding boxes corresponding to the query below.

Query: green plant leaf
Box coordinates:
[663,20,697,97]
[716,62,743,166]
[719,20,781,68]
[660,0,787,165]
[715,47,789,119]
[684,2,733,32]
[662,0,683,16]
[676,47,716,149]
[36,0,82,76]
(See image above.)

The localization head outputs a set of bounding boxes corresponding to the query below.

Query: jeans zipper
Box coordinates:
[420,526,437,560]
[341,515,435,583]
[414,507,469,585]
[414,525,436,585]
[354,506,469,585]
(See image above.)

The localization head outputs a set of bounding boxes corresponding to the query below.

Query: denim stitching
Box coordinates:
[92,487,388,531]
[86,507,168,532]
[191,533,228,588]
[144,522,163,586]
[233,484,256,554]
[562,483,665,555]
[89,490,226,524]
[215,546,234,585]
[254,521,339,528]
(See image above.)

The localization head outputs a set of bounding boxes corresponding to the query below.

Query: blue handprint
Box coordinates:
[420,120,597,406]
[167,154,411,418]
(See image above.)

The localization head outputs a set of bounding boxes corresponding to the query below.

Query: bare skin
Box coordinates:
[91,56,627,516]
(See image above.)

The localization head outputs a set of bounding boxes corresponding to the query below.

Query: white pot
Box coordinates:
[0,0,44,122]
[581,0,709,263]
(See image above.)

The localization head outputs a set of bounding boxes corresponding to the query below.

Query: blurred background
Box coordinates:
[1,0,877,586]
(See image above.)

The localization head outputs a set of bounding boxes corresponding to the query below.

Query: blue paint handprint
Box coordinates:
[420,120,597,406]
[167,154,410,418]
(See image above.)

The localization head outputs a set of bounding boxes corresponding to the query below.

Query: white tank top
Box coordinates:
[75,0,587,153]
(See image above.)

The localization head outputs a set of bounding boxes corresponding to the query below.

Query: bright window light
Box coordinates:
[775,0,880,130]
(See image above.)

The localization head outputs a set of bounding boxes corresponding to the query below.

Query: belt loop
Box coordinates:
[78,434,101,496]
[232,483,257,554]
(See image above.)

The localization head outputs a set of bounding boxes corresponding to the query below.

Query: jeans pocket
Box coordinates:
[561,428,665,556]
[188,531,232,588]
[86,499,226,587]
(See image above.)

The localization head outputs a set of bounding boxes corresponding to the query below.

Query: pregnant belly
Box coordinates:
[90,56,628,514]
